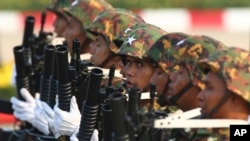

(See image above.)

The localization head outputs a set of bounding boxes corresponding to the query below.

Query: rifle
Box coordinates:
[109,92,129,141]
[99,64,116,141]
[125,84,167,141]
[55,45,73,141]
[40,44,55,103]
[78,68,103,141]
[69,38,90,111]
[32,11,53,94]
[126,87,142,141]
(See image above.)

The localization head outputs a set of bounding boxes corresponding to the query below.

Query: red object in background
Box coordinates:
[0,113,15,124]
[189,9,223,29]
[19,11,55,32]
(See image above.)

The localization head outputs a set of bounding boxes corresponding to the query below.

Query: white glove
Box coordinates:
[32,99,54,135]
[10,88,37,123]
[53,96,81,138]
[70,129,99,141]
[42,102,56,135]
[90,129,99,141]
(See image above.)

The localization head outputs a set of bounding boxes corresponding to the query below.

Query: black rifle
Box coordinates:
[109,92,129,141]
[126,87,142,141]
[127,84,167,141]
[55,45,73,141]
[78,68,103,141]
[32,11,53,94]
[69,38,90,111]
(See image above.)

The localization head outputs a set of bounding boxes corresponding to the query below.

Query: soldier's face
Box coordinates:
[53,15,68,37]
[150,67,169,97]
[89,35,111,67]
[124,56,155,91]
[197,71,228,118]
[63,17,88,54]
[168,65,199,111]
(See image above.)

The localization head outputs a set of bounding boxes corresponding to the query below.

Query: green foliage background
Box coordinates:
[0,0,250,10]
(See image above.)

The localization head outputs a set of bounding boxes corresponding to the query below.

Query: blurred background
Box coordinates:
[0,0,250,124]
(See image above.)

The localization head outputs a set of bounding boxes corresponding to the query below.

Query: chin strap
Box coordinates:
[168,81,193,105]
[201,90,231,119]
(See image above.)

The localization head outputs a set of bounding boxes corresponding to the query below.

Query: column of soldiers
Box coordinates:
[1,0,250,140]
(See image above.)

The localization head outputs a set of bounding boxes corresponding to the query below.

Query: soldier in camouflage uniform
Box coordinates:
[86,8,145,67]
[62,0,113,54]
[47,0,72,37]
[49,8,145,141]
[149,35,226,140]
[160,35,226,112]
[193,47,250,140]
[85,8,145,87]
[145,32,190,108]
[116,23,167,94]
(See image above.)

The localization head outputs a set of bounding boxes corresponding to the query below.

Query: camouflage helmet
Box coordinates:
[113,22,157,48]
[64,0,113,28]
[144,32,190,73]
[116,23,167,60]
[164,35,226,88]
[86,8,145,53]
[198,47,250,103]
[47,0,72,17]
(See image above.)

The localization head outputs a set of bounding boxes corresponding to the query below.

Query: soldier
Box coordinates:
[9,0,114,137]
[51,8,146,140]
[145,32,190,107]
[195,47,250,140]
[151,35,226,140]
[116,23,167,94]
[62,0,113,54]
[160,35,226,112]
[84,8,145,85]
[46,0,72,37]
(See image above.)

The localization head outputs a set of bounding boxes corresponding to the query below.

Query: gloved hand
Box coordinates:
[42,102,56,135]
[70,129,99,141]
[53,96,81,138]
[32,99,54,135]
[90,129,99,141]
[10,88,37,123]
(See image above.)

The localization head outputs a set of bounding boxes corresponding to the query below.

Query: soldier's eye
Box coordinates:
[137,62,143,68]
[126,60,132,66]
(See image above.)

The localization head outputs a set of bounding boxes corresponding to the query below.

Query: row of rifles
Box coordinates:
[2,12,168,141]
